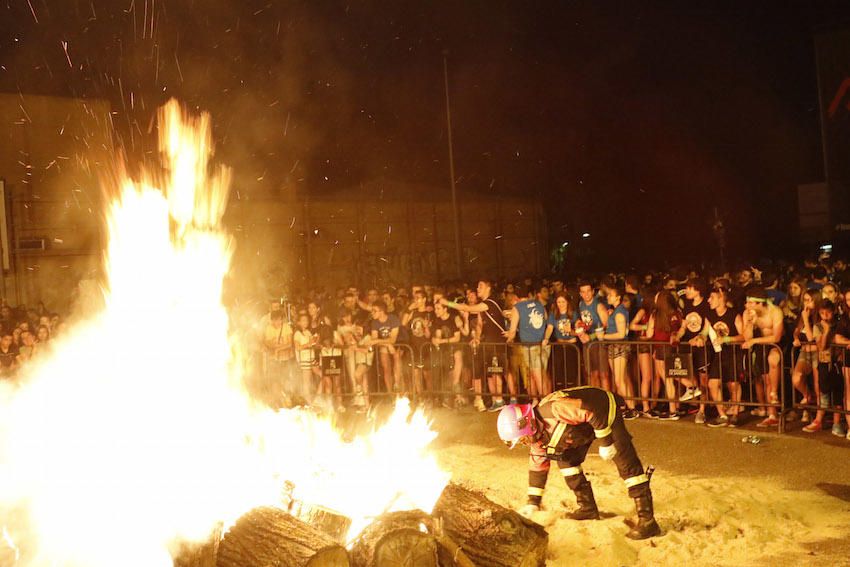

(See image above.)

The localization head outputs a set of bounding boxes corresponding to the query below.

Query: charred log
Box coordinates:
[290,501,353,545]
[171,524,221,567]
[215,506,349,567]
[349,510,438,567]
[432,484,548,567]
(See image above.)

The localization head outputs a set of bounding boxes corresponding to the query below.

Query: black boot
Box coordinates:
[563,477,600,520]
[626,492,661,539]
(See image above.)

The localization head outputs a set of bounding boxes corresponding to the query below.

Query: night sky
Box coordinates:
[2,0,850,270]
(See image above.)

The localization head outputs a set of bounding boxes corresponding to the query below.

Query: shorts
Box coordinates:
[708,347,741,382]
[636,343,652,355]
[690,344,710,373]
[520,344,550,370]
[410,341,431,368]
[477,343,508,377]
[794,348,817,372]
[584,341,607,373]
[748,344,779,378]
[607,343,632,360]
[652,344,673,362]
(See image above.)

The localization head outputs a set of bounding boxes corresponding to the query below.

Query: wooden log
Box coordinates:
[216,506,349,567]
[432,484,548,567]
[349,510,438,567]
[171,524,221,567]
[290,501,353,545]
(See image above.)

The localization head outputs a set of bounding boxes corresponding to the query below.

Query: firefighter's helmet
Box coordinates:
[497,404,536,448]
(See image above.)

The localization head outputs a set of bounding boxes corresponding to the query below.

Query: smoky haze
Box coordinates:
[1,1,849,274]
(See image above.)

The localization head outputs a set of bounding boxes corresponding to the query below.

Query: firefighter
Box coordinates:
[497,386,661,540]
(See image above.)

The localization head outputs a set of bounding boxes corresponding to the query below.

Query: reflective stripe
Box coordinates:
[624,474,649,488]
[560,466,582,477]
[546,423,567,455]
[594,391,617,438]
[527,487,545,496]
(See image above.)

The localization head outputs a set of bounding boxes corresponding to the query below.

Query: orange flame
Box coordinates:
[0,100,449,566]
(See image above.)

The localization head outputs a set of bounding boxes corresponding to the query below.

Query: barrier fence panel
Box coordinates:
[574,339,786,432]
[789,343,850,429]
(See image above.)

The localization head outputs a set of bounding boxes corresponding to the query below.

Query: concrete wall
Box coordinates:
[0,94,112,313]
[225,190,547,297]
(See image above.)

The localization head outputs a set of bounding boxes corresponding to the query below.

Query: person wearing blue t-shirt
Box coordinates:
[543,292,579,389]
[507,283,551,398]
[598,284,637,418]
[575,281,611,391]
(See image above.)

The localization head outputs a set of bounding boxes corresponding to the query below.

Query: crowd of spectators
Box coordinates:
[0,302,65,380]
[258,257,850,441]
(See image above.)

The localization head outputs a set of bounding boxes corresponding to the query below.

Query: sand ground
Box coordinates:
[427,408,850,566]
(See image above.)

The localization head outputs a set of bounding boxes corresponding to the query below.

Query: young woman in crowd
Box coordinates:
[781,276,805,330]
[833,289,850,440]
[802,299,844,436]
[542,291,577,390]
[599,284,637,419]
[293,313,320,405]
[791,290,821,423]
[645,291,682,420]
[630,288,659,417]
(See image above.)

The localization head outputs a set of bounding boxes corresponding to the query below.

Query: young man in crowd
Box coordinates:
[368,300,402,395]
[673,277,711,424]
[442,279,516,411]
[701,286,745,427]
[402,289,434,403]
[431,300,465,407]
[575,280,610,391]
[507,282,551,400]
[742,287,784,428]
[262,310,294,406]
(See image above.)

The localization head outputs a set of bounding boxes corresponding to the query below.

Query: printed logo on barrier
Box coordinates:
[828,77,850,118]
[487,355,504,374]
[665,353,693,379]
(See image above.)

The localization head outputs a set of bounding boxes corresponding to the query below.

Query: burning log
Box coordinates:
[215,506,349,567]
[171,524,221,567]
[290,501,353,545]
[349,510,438,567]
[432,484,548,567]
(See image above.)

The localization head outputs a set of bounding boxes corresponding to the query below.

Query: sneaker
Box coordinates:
[488,399,506,412]
[751,408,767,418]
[756,416,779,428]
[831,423,846,437]
[801,410,811,424]
[785,410,796,422]
[846,430,850,441]
[802,420,822,433]
[473,397,487,412]
[623,409,640,421]
[728,414,739,428]
[679,387,702,402]
[707,415,729,428]
[658,411,680,421]
[509,397,519,405]
[694,412,706,425]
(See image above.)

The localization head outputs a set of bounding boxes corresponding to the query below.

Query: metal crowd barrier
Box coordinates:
[575,338,786,433]
[788,343,850,425]
[260,336,832,435]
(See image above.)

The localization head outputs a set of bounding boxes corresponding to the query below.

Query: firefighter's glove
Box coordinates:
[599,444,618,461]
[518,504,540,518]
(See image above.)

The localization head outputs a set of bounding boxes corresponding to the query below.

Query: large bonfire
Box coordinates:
[0,101,449,567]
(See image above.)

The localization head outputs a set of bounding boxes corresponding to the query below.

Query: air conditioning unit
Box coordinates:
[16,238,46,251]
